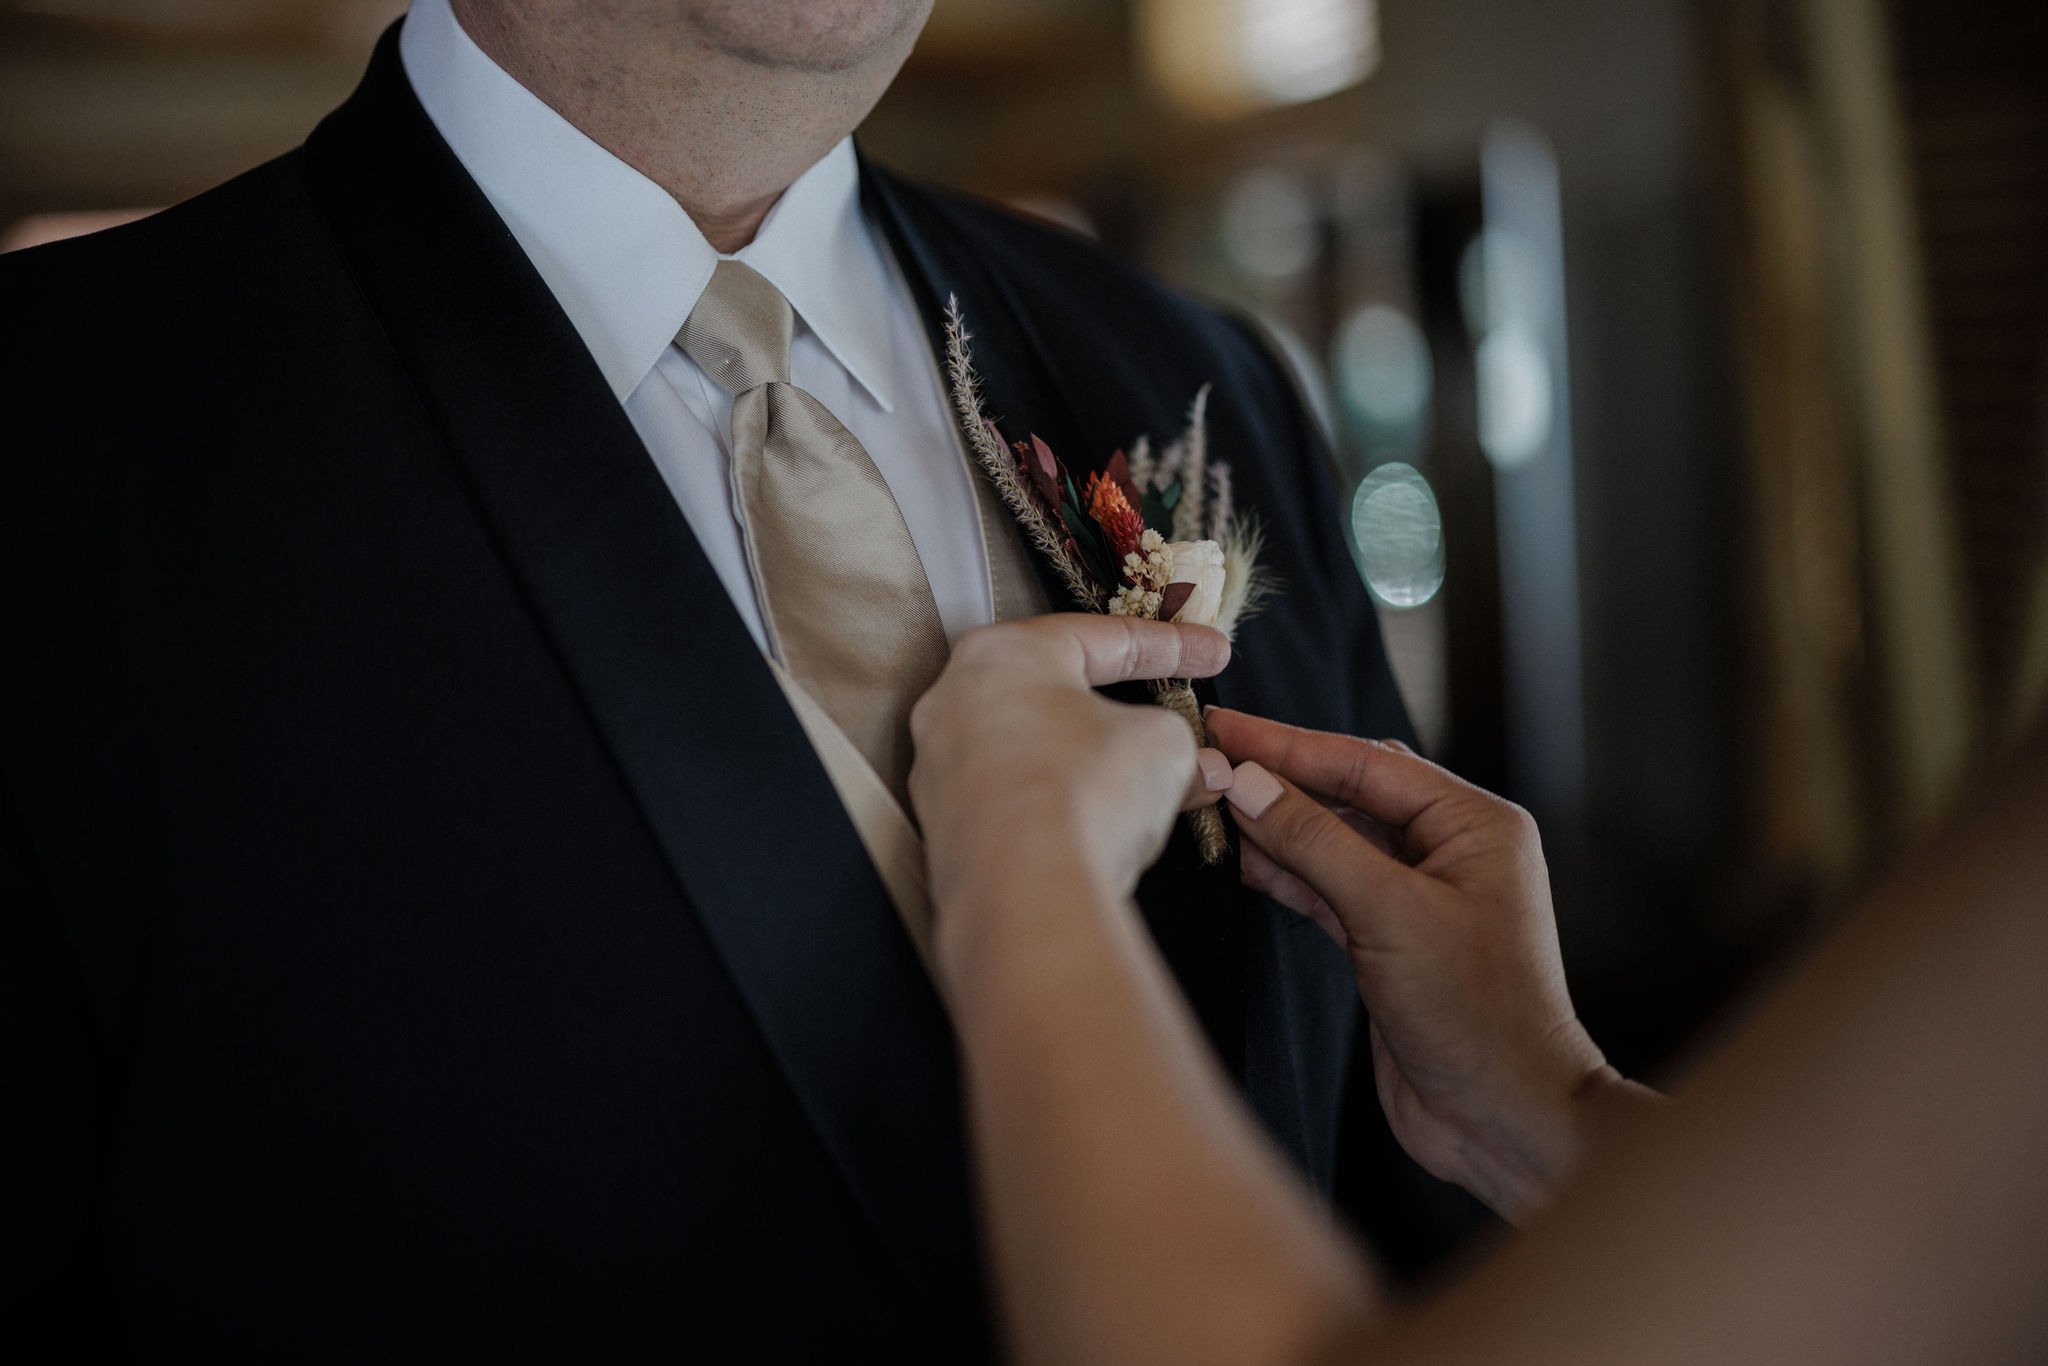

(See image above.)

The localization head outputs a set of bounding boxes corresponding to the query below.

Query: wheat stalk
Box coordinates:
[1207,460,1235,533]
[1126,433,1155,489]
[943,297,1102,611]
[1170,384,1212,541]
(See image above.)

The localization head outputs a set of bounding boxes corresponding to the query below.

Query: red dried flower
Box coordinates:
[1085,470,1145,564]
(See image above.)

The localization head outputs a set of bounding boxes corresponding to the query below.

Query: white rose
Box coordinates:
[1164,539,1227,626]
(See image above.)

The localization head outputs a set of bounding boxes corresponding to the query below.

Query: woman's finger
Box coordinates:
[1180,747,1234,813]
[1206,708,1470,831]
[1240,842,1347,948]
[1018,614,1230,688]
[1226,761,1420,947]
[1328,802,1403,860]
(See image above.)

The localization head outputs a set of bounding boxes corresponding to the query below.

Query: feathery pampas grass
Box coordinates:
[1213,518,1276,643]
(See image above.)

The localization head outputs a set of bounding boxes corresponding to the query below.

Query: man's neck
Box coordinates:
[448,1,919,253]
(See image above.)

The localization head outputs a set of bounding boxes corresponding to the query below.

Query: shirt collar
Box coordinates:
[398,0,897,411]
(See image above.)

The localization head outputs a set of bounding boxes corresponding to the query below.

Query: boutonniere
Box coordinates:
[943,299,1275,864]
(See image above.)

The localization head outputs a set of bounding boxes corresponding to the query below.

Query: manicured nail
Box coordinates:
[1197,748,1233,792]
[1227,761,1283,819]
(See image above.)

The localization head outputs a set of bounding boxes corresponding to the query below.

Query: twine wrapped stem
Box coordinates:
[1152,678,1229,865]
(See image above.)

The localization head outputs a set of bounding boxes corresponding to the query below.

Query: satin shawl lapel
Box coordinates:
[301,34,988,1355]
[860,159,1096,613]
[861,158,1249,1079]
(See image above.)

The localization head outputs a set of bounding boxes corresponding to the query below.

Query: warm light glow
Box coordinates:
[15,0,406,44]
[1220,167,1320,280]
[1004,195,1099,240]
[1138,0,1379,119]
[0,208,158,253]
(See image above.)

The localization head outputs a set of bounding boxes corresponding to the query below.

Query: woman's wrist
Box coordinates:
[1455,1053,1661,1224]
[930,824,1129,1005]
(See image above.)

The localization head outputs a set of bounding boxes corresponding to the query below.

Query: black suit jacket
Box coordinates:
[1,28,1435,1361]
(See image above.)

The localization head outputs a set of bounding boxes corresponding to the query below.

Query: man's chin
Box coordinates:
[679,0,934,75]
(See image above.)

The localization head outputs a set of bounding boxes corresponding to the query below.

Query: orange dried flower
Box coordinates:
[1086,470,1145,564]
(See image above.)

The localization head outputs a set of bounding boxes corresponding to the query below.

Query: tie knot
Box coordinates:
[677,260,794,395]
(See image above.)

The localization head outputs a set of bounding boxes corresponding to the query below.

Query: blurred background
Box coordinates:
[5,0,2045,1271]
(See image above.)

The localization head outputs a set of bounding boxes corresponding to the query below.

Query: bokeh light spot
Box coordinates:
[1475,326,1552,468]
[1352,462,1446,608]
[1221,167,1319,281]
[1336,302,1432,429]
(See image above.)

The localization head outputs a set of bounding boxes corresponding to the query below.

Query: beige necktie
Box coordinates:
[679,260,949,802]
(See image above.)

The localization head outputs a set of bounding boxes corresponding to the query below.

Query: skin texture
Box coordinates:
[910,615,1231,932]
[912,615,1375,1366]
[912,613,2048,1366]
[449,0,934,250]
[1206,710,1661,1224]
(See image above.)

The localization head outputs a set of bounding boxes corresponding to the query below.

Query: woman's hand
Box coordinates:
[912,625,1380,1366]
[909,614,1233,989]
[1206,708,1656,1224]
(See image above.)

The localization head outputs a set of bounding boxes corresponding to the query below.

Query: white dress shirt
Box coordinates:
[398,0,993,654]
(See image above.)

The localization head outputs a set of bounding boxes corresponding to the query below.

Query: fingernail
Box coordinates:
[1227,761,1283,819]
[1201,704,1218,721]
[1197,748,1233,792]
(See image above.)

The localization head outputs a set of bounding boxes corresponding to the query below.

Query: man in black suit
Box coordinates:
[1,1,1460,1357]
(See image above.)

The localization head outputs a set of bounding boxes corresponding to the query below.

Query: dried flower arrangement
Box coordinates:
[944,298,1274,864]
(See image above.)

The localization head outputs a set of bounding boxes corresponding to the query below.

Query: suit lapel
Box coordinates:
[862,158,1249,1081]
[861,159,1097,614]
[301,33,989,1355]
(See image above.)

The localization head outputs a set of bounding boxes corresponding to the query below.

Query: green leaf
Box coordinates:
[1140,488,1170,535]
[1058,502,1118,590]
[1138,478,1183,538]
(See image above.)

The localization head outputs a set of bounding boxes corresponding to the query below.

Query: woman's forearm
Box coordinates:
[942,848,1377,1366]
[1343,740,2048,1366]
[942,737,2048,1366]
[919,611,2048,1366]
